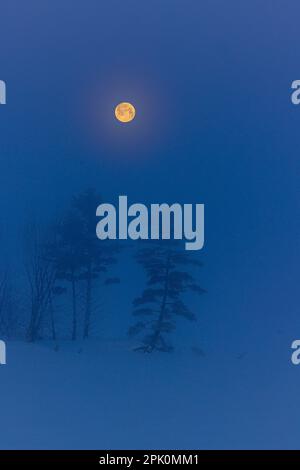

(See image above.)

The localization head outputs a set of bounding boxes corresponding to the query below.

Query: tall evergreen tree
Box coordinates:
[130,242,205,352]
[52,212,87,341]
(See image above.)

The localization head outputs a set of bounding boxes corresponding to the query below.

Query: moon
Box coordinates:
[115,102,136,123]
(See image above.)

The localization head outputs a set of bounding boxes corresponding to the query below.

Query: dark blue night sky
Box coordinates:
[1,0,300,449]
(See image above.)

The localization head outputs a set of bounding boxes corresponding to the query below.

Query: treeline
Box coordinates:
[0,189,206,352]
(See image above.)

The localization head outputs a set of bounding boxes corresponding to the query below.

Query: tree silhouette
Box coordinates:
[130,242,205,352]
[71,189,119,339]
[0,271,17,338]
[49,189,120,340]
[24,224,57,342]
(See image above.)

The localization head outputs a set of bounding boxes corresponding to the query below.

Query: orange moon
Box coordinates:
[115,102,136,123]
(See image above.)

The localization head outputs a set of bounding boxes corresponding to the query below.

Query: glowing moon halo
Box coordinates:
[115,102,136,123]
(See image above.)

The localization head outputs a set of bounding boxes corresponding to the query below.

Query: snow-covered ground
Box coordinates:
[0,339,299,449]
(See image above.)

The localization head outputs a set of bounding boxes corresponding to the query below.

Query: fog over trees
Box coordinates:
[0,189,205,352]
